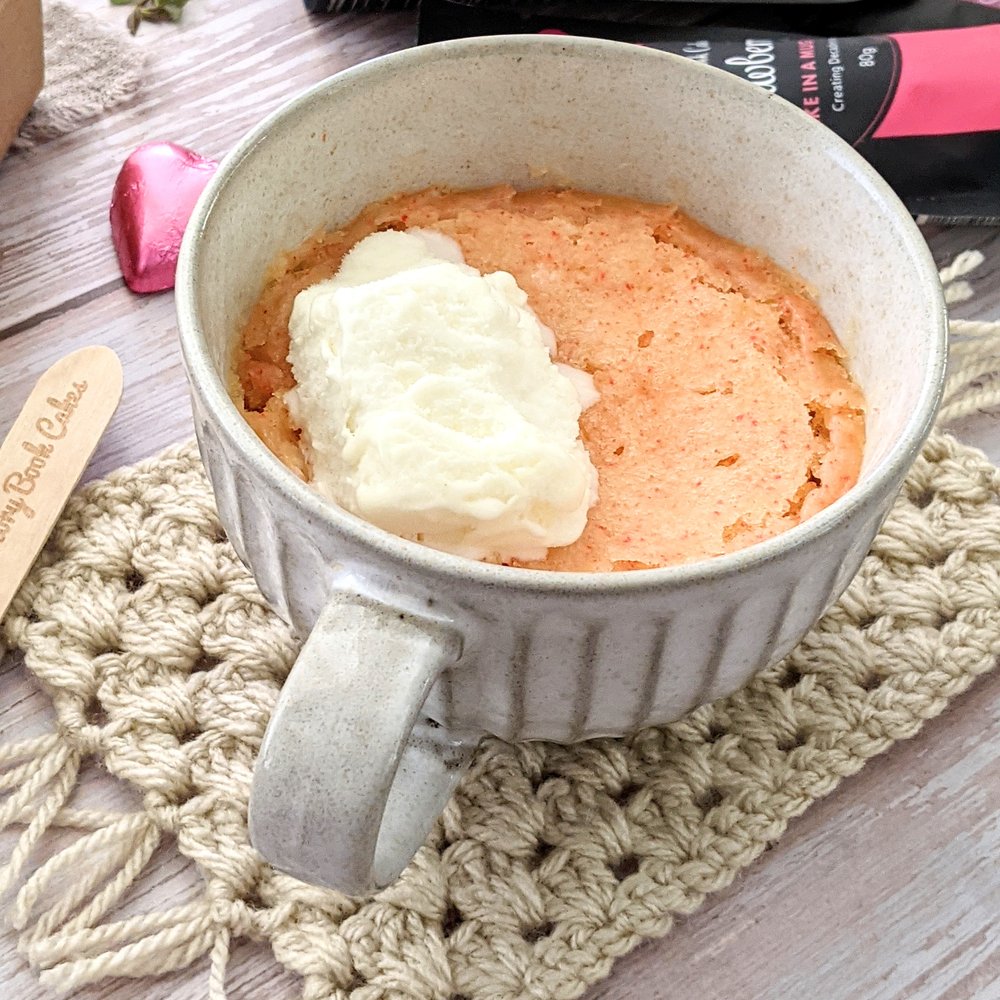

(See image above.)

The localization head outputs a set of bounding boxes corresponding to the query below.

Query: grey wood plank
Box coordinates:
[0,1,415,331]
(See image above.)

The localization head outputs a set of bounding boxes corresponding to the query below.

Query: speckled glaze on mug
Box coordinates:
[175,36,947,895]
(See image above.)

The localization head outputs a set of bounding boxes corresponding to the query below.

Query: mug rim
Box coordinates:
[176,33,949,597]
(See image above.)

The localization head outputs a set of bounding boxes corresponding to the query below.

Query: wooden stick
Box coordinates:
[0,346,123,619]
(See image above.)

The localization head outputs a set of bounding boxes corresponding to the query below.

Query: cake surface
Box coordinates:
[235,185,865,570]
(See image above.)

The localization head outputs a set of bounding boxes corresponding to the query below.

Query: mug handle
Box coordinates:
[248,590,477,895]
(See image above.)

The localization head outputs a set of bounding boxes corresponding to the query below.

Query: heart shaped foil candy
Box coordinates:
[110,142,218,294]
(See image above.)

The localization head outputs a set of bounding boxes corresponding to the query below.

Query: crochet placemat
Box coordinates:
[2,260,999,999]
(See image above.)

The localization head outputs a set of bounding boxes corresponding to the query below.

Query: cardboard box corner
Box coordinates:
[0,0,44,160]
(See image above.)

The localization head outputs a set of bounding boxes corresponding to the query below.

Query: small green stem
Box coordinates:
[109,0,190,35]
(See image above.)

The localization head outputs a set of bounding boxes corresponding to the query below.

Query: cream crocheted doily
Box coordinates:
[2,255,999,1000]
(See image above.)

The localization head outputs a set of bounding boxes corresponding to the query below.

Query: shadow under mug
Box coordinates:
[175,36,948,895]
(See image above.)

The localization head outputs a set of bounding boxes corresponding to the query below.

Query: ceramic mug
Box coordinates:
[175,36,948,895]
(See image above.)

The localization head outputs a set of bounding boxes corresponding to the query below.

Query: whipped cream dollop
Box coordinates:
[285,229,599,561]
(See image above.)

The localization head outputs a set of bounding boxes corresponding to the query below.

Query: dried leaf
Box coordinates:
[114,0,190,34]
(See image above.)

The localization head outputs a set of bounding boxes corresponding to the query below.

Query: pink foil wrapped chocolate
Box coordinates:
[110,142,218,294]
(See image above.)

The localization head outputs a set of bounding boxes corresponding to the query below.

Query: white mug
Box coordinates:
[176,36,947,895]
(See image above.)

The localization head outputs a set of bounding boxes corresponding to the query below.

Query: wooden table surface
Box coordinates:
[2,3,999,997]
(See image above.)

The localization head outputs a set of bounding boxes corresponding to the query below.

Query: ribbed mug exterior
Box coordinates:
[178,36,947,745]
[193,387,891,743]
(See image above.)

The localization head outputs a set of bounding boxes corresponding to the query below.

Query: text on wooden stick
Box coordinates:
[0,381,88,544]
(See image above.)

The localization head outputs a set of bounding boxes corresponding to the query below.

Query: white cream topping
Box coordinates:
[285,228,598,561]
